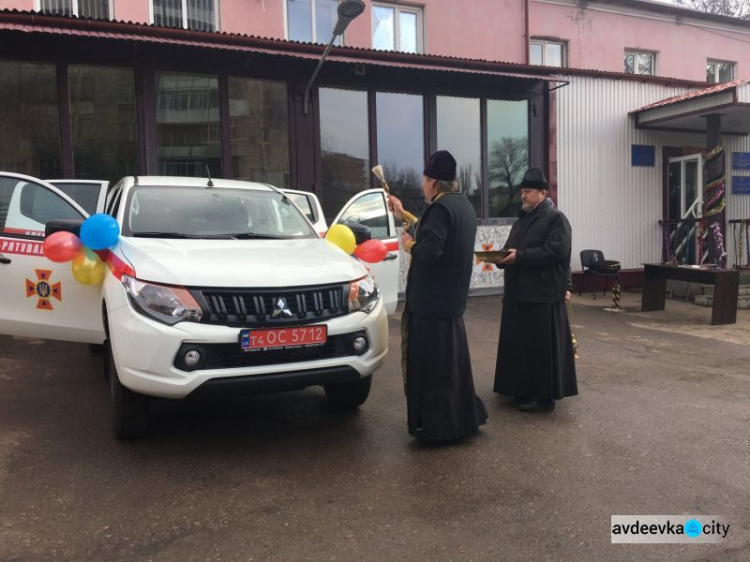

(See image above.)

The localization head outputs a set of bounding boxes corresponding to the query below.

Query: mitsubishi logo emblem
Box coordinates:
[271,297,294,318]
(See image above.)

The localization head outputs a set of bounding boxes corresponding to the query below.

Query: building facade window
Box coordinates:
[0,59,61,178]
[376,92,425,215]
[155,72,222,178]
[69,64,138,185]
[287,0,341,45]
[624,50,656,75]
[529,40,565,67]
[319,87,369,219]
[437,96,482,217]
[488,100,529,218]
[707,60,734,83]
[37,0,111,19]
[228,78,290,187]
[152,0,217,32]
[372,3,423,54]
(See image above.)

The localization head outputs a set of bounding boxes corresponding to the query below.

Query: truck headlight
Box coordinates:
[348,275,380,314]
[123,275,203,325]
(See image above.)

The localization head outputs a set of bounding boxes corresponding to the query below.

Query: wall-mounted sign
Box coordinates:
[732,175,750,195]
[631,145,655,167]
[732,152,750,170]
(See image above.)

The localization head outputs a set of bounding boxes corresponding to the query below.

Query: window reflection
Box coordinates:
[437,96,481,216]
[229,78,289,187]
[69,65,138,186]
[376,92,425,215]
[155,72,221,178]
[319,87,369,220]
[488,100,528,218]
[0,60,61,177]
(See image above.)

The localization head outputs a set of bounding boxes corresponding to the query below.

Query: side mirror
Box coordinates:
[45,218,84,238]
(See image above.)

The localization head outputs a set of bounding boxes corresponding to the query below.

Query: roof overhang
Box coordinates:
[631,79,750,135]
[0,11,567,87]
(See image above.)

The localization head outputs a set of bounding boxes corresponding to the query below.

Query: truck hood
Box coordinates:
[118,237,367,287]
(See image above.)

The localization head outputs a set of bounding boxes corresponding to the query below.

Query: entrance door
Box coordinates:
[667,154,703,264]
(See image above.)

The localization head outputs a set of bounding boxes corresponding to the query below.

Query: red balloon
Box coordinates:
[354,239,388,263]
[43,231,82,263]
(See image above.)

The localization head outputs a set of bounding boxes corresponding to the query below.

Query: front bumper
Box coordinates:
[107,297,388,399]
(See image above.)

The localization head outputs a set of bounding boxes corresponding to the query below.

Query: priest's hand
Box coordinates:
[497,248,517,265]
[388,195,404,221]
[400,230,413,249]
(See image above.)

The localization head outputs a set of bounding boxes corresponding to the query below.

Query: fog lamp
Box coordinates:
[183,349,203,368]
[352,336,367,354]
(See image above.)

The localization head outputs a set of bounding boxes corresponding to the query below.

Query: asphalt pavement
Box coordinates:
[0,292,748,561]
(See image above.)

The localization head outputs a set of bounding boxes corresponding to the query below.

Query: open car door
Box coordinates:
[281,188,328,236]
[330,189,400,314]
[0,172,105,343]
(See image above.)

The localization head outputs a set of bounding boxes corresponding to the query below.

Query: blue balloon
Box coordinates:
[80,213,120,250]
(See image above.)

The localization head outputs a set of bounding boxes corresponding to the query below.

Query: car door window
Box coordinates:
[336,192,391,239]
[0,177,83,238]
[285,192,316,223]
[47,182,101,214]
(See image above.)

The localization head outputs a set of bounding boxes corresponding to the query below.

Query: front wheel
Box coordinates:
[324,375,372,409]
[108,342,149,439]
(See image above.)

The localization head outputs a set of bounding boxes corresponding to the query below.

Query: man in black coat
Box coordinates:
[389,150,488,443]
[493,168,578,412]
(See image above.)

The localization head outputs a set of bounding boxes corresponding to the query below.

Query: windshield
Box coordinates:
[122,185,318,239]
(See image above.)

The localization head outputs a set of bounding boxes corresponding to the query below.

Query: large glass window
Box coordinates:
[38,0,110,19]
[376,92,425,215]
[0,60,61,178]
[287,0,340,45]
[488,100,529,218]
[625,51,655,75]
[437,96,481,216]
[69,64,138,185]
[155,72,221,178]
[372,3,422,53]
[319,87,369,220]
[707,60,734,83]
[152,0,217,31]
[228,78,290,187]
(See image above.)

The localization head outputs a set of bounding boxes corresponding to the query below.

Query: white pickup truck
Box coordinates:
[0,173,400,438]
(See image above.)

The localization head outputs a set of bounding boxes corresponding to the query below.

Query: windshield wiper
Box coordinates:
[228,232,292,240]
[132,232,235,239]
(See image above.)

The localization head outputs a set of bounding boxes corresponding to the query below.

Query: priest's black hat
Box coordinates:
[423,150,457,181]
[520,168,548,190]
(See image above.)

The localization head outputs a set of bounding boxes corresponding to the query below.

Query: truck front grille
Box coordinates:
[193,283,349,327]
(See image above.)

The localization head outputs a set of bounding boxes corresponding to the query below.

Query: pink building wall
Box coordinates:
[5,0,750,81]
[529,0,750,81]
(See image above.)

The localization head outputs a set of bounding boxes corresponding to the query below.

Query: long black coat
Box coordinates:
[494,198,578,400]
[403,192,488,441]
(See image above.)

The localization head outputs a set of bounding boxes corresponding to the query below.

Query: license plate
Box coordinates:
[240,325,327,352]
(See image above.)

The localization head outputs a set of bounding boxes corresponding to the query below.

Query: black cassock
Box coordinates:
[402,193,488,442]
[493,198,578,400]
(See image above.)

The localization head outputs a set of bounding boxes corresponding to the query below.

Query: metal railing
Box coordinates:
[658,218,709,266]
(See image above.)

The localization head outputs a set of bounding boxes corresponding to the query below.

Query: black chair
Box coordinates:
[579,249,621,299]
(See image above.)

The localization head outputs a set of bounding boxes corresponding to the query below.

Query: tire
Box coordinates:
[324,375,372,409]
[108,342,149,439]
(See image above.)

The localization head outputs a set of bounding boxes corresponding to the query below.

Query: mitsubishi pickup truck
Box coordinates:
[0,172,399,438]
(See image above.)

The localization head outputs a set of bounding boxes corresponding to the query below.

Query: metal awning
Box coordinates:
[631,79,750,134]
[0,13,567,85]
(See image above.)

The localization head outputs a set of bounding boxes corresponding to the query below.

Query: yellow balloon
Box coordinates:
[71,248,106,286]
[325,224,357,255]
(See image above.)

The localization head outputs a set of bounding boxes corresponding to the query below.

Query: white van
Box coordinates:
[0,173,400,438]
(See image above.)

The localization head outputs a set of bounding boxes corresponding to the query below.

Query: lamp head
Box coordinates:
[333,0,365,35]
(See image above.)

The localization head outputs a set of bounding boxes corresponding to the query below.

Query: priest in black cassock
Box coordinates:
[493,168,578,412]
[388,150,488,443]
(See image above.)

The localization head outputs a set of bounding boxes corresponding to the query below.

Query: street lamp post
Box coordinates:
[302,0,365,115]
